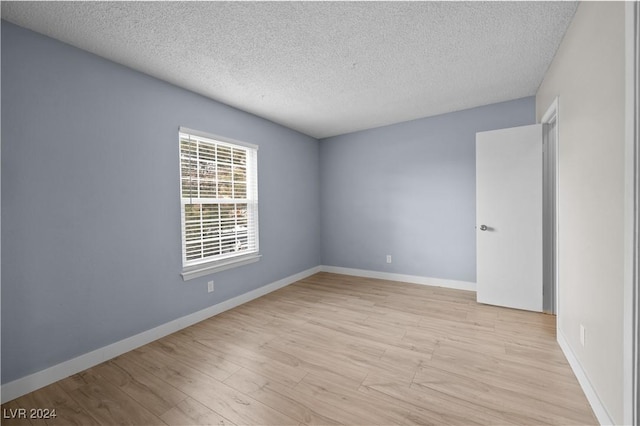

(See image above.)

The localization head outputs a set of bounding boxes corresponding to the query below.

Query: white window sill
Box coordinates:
[181,253,261,281]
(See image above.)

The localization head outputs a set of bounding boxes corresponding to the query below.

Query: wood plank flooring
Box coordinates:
[1,273,597,425]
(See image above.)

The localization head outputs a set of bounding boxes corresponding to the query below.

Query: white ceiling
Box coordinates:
[2,1,578,139]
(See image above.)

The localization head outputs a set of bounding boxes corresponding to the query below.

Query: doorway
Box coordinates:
[542,98,559,315]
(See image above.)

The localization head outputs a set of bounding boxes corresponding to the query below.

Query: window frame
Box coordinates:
[178,127,260,281]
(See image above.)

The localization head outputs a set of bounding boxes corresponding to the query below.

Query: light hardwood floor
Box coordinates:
[1,273,597,425]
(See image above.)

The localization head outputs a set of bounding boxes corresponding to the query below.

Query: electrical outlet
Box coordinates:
[580,324,585,347]
[208,280,214,293]
[386,255,392,264]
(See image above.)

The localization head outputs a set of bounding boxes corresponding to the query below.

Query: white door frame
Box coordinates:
[541,97,559,318]
[624,2,639,424]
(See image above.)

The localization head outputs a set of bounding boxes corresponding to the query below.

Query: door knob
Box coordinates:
[479,225,488,231]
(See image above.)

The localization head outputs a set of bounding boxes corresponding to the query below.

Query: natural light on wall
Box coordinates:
[178,127,260,280]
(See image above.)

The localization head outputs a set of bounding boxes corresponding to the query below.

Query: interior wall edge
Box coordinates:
[535,2,625,421]
[557,330,615,425]
[623,1,640,424]
[319,265,476,292]
[0,265,321,404]
[1,21,322,385]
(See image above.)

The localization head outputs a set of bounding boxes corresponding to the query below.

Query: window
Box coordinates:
[179,127,259,280]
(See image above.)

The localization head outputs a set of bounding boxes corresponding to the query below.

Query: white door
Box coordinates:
[476,124,543,312]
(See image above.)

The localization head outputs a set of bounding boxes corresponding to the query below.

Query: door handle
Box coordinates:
[479,225,488,231]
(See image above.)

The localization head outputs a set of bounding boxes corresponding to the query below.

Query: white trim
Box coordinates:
[0,265,321,404]
[557,331,615,425]
[541,97,560,318]
[541,96,558,124]
[178,130,260,270]
[320,265,476,291]
[179,126,258,150]
[624,2,640,424]
[181,253,261,281]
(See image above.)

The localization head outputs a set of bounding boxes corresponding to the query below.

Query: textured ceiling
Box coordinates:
[2,1,577,139]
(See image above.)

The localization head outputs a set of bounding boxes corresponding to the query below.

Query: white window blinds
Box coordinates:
[179,128,259,269]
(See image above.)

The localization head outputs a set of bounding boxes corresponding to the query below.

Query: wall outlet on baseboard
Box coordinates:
[386,255,392,264]
[208,281,214,293]
[580,324,585,346]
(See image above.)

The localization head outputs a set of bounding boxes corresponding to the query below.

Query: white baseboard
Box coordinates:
[320,265,476,291]
[1,265,321,404]
[557,330,615,425]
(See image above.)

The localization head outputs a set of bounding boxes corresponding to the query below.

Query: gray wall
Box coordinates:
[1,22,320,384]
[1,20,541,387]
[320,98,535,283]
